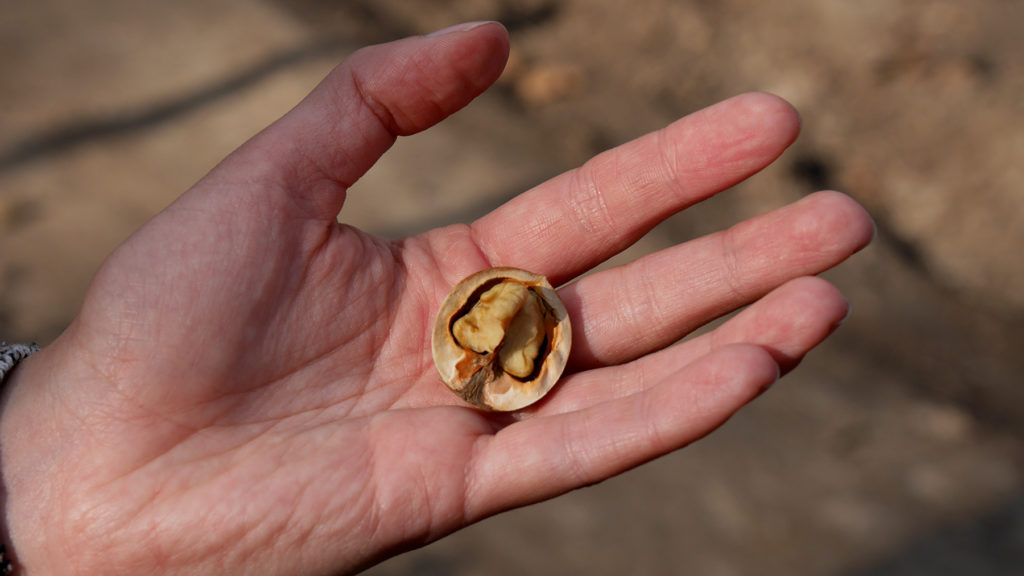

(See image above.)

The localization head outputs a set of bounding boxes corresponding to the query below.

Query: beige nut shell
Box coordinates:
[432,267,572,411]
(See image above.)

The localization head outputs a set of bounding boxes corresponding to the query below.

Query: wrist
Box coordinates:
[0,343,42,575]
[1,346,67,576]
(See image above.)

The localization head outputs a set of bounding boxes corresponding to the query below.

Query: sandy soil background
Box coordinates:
[2,1,1022,574]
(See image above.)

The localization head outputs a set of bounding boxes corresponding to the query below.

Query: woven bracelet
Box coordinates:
[0,343,38,380]
[0,342,39,576]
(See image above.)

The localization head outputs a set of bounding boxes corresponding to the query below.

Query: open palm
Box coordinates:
[0,23,873,576]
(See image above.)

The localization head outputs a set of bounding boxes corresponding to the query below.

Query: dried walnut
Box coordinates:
[431,267,572,411]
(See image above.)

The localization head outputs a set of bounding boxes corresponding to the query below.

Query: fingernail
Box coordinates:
[427,21,499,37]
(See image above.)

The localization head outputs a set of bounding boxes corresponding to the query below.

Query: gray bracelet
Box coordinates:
[0,342,37,576]
[0,343,39,383]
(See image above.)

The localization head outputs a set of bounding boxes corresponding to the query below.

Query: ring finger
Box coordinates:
[533,274,850,417]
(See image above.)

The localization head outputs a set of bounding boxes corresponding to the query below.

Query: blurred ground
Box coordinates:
[2,0,1023,574]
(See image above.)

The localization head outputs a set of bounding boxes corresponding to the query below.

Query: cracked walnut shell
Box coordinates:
[432,267,572,411]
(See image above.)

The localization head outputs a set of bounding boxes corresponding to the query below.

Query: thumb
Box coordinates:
[210,21,510,220]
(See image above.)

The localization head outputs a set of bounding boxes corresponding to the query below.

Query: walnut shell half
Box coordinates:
[432,267,572,411]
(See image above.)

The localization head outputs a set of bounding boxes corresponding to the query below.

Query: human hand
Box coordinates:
[0,22,873,575]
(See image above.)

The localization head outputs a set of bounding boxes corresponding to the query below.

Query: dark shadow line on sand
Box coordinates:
[0,37,354,172]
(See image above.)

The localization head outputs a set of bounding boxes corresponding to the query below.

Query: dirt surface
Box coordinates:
[2,1,1023,574]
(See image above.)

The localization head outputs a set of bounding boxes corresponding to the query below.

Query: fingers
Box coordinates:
[464,344,778,517]
[464,274,850,516]
[560,191,874,369]
[470,92,801,284]
[537,276,849,415]
[215,22,510,221]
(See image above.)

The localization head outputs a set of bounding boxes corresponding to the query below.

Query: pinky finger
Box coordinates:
[464,344,778,519]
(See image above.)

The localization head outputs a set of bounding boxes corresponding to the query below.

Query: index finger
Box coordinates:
[469,92,801,285]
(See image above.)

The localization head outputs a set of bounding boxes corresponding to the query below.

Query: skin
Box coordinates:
[0,22,874,575]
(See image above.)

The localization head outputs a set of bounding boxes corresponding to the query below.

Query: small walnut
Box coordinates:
[432,267,572,411]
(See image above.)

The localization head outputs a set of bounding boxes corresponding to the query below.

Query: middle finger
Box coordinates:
[559,191,873,370]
